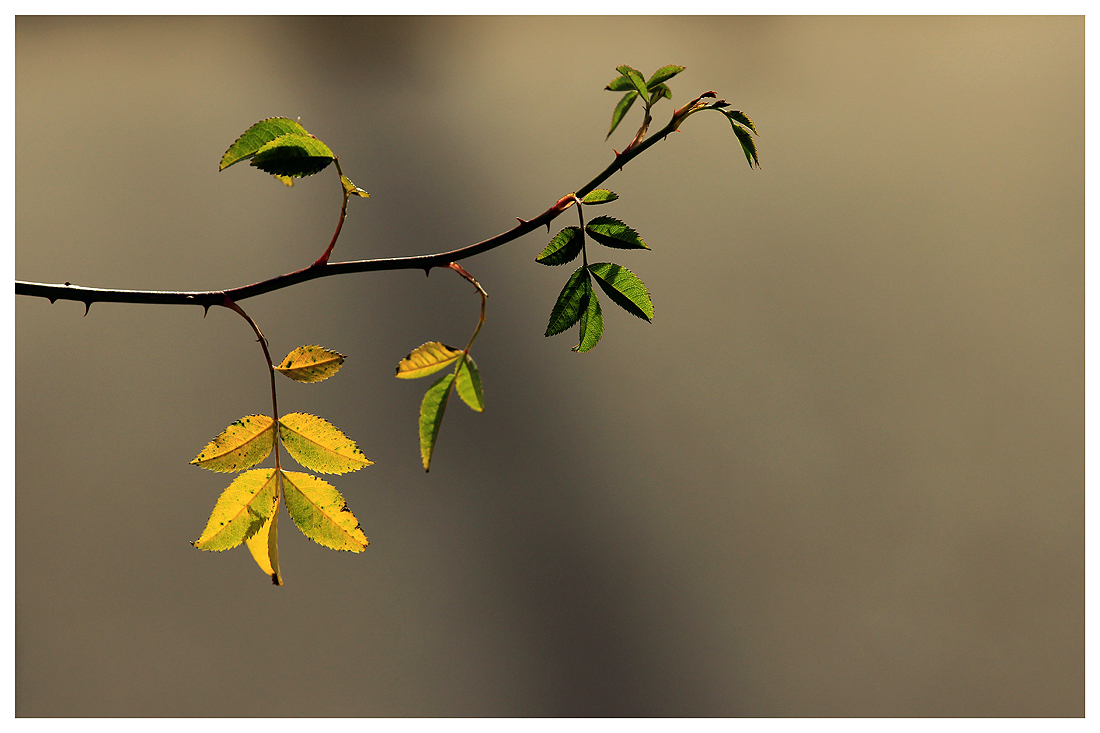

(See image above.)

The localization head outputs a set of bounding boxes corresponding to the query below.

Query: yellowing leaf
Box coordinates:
[281,470,368,552]
[245,491,283,585]
[190,415,275,473]
[275,345,346,383]
[278,412,373,474]
[395,341,464,379]
[341,174,369,198]
[455,355,484,412]
[193,469,279,552]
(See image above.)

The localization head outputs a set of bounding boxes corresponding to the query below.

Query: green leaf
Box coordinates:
[278,412,373,474]
[545,266,590,337]
[581,189,618,205]
[341,174,369,198]
[275,345,346,383]
[616,65,649,103]
[281,470,368,552]
[574,285,603,353]
[646,64,685,89]
[455,354,484,412]
[395,341,464,379]
[650,83,672,102]
[536,226,584,266]
[606,90,638,139]
[193,469,279,552]
[419,373,456,472]
[605,73,636,92]
[244,492,282,585]
[725,109,759,136]
[190,415,275,473]
[729,119,760,169]
[220,117,310,171]
[251,133,334,179]
[588,262,654,321]
[586,216,649,250]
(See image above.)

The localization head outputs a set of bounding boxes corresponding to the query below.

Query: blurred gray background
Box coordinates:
[15,16,1082,716]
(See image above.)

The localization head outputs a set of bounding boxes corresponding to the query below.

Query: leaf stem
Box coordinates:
[219,295,281,476]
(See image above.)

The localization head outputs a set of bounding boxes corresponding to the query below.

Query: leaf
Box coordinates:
[278,412,373,474]
[340,174,369,198]
[606,90,638,139]
[545,266,590,337]
[193,469,279,552]
[582,189,618,205]
[419,373,456,472]
[646,64,685,89]
[535,226,584,266]
[395,341,464,379]
[586,216,649,250]
[725,110,758,136]
[650,83,672,102]
[220,117,310,171]
[731,124,760,169]
[275,345,346,383]
[574,284,603,353]
[588,262,654,321]
[455,354,484,412]
[281,470,368,552]
[616,65,649,103]
[245,491,283,585]
[251,133,335,179]
[190,415,275,473]
[605,74,636,92]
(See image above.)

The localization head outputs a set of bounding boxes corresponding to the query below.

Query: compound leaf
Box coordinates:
[586,216,649,250]
[647,64,685,89]
[729,116,761,169]
[589,262,654,321]
[545,266,590,337]
[276,345,346,383]
[190,415,275,473]
[606,90,638,139]
[396,342,464,379]
[419,373,456,472]
[220,117,310,171]
[455,354,484,412]
[279,412,373,474]
[582,189,618,205]
[281,470,368,552]
[193,468,279,552]
[536,226,584,266]
[251,133,334,179]
[244,491,283,585]
[574,285,603,353]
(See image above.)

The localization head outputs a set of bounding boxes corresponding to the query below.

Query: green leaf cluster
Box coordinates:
[538,191,653,353]
[605,64,684,139]
[192,344,370,585]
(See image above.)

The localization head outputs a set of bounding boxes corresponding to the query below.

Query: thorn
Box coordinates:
[202,304,212,318]
[423,268,432,277]
[48,298,56,304]
[64,281,71,286]
[516,217,527,224]
[82,301,91,316]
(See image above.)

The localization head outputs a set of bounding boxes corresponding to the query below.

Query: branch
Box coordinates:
[15,99,705,310]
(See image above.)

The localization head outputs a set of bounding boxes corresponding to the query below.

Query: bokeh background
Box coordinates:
[15,16,1083,716]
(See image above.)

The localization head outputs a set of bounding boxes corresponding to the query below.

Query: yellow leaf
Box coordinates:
[275,345,346,383]
[190,415,275,472]
[245,490,283,585]
[395,341,463,379]
[193,469,279,552]
[281,470,368,552]
[278,412,373,474]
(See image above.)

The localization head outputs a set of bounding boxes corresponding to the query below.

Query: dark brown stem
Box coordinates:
[15,97,711,310]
